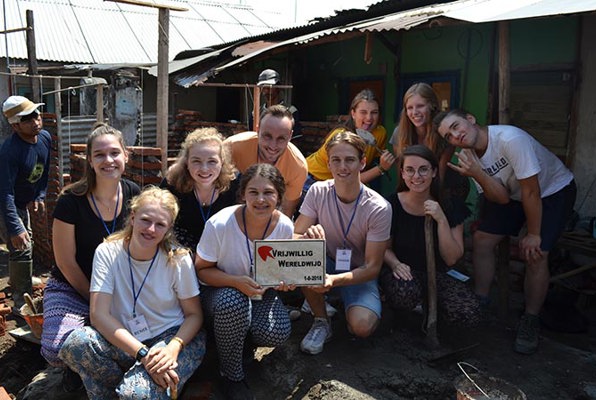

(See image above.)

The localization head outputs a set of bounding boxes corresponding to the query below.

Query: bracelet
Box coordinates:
[170,336,185,349]
[378,165,386,175]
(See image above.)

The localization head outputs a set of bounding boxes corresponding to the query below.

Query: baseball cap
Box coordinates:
[3,95,44,123]
[257,69,280,86]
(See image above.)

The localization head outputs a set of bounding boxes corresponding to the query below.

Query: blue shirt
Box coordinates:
[0,129,51,235]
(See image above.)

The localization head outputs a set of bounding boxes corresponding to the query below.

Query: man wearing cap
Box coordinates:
[250,68,301,135]
[225,104,307,218]
[0,95,51,312]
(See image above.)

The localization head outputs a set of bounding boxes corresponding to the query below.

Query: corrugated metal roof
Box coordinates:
[170,0,596,87]
[0,0,285,64]
[359,0,596,31]
[442,0,596,23]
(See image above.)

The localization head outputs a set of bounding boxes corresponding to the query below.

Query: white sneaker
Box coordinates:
[301,299,337,317]
[300,317,332,355]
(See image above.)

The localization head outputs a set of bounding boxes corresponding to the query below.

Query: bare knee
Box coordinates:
[346,307,379,338]
[473,230,503,252]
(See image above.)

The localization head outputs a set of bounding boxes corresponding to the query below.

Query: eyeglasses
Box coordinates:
[402,166,432,177]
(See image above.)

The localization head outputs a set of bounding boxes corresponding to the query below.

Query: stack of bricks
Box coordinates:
[169,109,247,158]
[69,144,87,183]
[30,113,61,270]
[295,121,334,157]
[0,293,9,336]
[169,110,203,155]
[124,146,163,186]
[70,144,163,187]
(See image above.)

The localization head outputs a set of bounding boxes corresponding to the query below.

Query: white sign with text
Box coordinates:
[254,239,326,287]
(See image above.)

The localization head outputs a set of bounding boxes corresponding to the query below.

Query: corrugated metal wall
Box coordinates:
[57,113,158,174]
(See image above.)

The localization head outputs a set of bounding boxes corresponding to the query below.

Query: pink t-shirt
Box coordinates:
[300,180,391,268]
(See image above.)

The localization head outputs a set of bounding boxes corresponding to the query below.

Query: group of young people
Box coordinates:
[0,78,575,400]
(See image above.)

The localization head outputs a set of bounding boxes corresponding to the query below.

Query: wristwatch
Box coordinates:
[136,345,149,362]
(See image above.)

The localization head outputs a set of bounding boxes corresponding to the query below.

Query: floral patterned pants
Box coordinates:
[59,325,206,399]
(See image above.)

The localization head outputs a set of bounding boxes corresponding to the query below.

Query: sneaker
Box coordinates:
[514,313,540,354]
[301,299,337,317]
[300,317,332,355]
[220,377,255,400]
[62,367,84,392]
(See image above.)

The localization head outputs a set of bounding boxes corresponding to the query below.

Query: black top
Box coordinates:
[161,178,239,252]
[387,193,469,273]
[51,179,141,283]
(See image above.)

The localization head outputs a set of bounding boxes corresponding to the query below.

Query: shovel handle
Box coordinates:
[424,215,439,346]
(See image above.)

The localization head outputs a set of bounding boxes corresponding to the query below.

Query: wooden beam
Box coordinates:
[0,26,29,34]
[107,0,188,12]
[364,32,374,64]
[26,10,40,103]
[498,21,510,124]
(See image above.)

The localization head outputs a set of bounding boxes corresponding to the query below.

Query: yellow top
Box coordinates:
[306,125,387,181]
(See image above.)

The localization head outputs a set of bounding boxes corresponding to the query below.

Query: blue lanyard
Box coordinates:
[90,184,121,235]
[242,205,272,277]
[127,244,159,317]
[195,187,216,223]
[333,185,363,248]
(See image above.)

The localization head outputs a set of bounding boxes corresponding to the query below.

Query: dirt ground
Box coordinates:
[2,247,596,400]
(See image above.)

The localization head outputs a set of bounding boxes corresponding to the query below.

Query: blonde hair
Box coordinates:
[107,186,188,264]
[166,127,236,193]
[396,83,443,157]
[63,122,127,196]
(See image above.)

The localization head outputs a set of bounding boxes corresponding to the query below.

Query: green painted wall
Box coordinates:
[510,17,578,67]
[290,16,579,195]
[400,23,494,123]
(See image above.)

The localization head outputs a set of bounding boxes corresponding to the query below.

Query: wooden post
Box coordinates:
[157,7,169,174]
[108,0,189,175]
[498,21,510,124]
[96,84,104,123]
[253,85,261,132]
[497,21,511,319]
[54,78,64,188]
[424,215,439,348]
[26,10,40,103]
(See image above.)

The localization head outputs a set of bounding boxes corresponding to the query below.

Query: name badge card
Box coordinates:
[127,314,152,341]
[335,248,352,272]
[254,239,325,287]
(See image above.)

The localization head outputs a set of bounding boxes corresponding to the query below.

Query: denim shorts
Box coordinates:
[326,257,382,318]
[478,180,576,251]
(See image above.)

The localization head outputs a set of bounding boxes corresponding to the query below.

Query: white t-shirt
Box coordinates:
[196,205,294,278]
[91,239,199,338]
[473,125,573,201]
[300,180,392,269]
